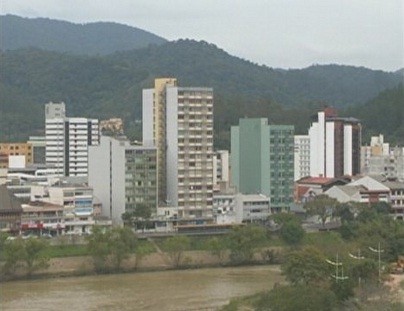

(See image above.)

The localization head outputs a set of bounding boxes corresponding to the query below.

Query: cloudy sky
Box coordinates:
[2,0,403,71]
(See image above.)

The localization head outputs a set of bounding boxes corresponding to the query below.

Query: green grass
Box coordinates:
[42,244,90,258]
[40,240,155,259]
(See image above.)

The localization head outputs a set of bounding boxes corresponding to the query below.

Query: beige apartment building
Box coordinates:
[143,78,214,221]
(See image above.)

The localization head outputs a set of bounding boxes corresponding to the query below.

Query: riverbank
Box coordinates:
[0,247,283,282]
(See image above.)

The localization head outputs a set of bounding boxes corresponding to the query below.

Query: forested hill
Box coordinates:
[344,83,404,146]
[0,40,402,147]
[0,15,167,55]
[110,40,401,108]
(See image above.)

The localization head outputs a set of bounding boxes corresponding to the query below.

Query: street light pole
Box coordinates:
[349,248,365,287]
[369,242,384,284]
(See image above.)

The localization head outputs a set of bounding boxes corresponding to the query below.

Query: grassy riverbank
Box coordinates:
[0,231,353,282]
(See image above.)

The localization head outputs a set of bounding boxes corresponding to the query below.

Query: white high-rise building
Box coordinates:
[308,108,361,178]
[45,103,99,177]
[143,79,214,220]
[45,102,66,119]
[294,135,310,181]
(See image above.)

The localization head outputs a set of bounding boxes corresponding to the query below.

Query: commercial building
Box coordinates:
[45,102,99,177]
[89,136,157,225]
[294,135,310,181]
[213,191,271,224]
[143,78,214,220]
[231,118,294,212]
[308,108,361,178]
[30,183,96,235]
[361,135,404,181]
[0,143,33,169]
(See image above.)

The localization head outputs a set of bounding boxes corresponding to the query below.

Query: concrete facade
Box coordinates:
[88,136,157,225]
[309,108,361,178]
[231,118,294,212]
[46,115,99,177]
[294,135,310,181]
[143,79,214,221]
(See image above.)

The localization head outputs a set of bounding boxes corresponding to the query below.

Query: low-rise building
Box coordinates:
[294,176,351,203]
[30,183,96,235]
[0,185,22,233]
[21,202,64,236]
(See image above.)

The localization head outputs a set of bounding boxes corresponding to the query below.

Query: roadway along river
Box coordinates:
[1,265,282,311]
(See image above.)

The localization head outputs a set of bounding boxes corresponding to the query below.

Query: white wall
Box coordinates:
[325,122,335,178]
[309,111,325,177]
[88,136,126,224]
[142,89,155,147]
[165,87,179,206]
[344,124,353,175]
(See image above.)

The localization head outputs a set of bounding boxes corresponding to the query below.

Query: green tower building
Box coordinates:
[231,118,294,212]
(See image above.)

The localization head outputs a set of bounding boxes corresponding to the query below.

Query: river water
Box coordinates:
[1,266,282,311]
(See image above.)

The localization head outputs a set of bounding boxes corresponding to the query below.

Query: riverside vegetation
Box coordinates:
[1,202,403,278]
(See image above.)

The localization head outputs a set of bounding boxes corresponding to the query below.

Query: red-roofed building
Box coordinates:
[294,176,351,203]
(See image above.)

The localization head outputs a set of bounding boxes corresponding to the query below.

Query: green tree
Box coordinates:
[23,238,50,276]
[2,238,25,275]
[227,225,267,264]
[134,243,152,270]
[304,194,339,227]
[280,221,305,246]
[108,227,136,271]
[281,246,330,285]
[2,237,49,277]
[205,237,227,265]
[87,226,137,272]
[87,226,111,273]
[255,284,338,311]
[164,235,191,268]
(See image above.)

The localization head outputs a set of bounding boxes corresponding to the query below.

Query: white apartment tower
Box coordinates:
[45,102,99,177]
[143,79,214,220]
[294,135,310,181]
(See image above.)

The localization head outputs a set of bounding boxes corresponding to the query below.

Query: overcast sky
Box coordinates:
[2,0,403,71]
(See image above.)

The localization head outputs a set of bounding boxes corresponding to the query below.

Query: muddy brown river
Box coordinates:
[1,266,282,311]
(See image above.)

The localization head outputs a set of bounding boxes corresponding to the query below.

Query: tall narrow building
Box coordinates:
[294,135,310,181]
[45,102,99,177]
[308,108,361,178]
[143,78,177,204]
[143,79,214,219]
[231,118,294,212]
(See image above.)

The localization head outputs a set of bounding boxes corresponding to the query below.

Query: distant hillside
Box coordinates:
[0,40,402,148]
[0,15,167,55]
[343,84,404,146]
[110,40,401,108]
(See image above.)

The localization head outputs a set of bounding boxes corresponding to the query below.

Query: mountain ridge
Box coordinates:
[0,14,167,55]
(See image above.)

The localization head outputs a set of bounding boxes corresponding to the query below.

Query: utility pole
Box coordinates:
[369,242,384,284]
